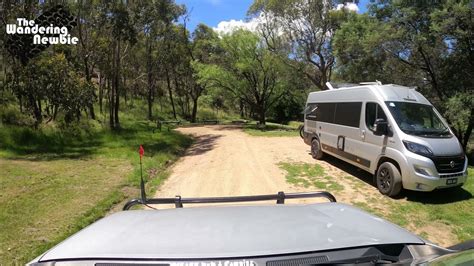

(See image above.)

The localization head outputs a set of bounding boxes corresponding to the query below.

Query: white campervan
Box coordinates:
[302,82,468,196]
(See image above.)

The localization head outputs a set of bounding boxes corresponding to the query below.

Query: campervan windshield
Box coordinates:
[385,101,450,137]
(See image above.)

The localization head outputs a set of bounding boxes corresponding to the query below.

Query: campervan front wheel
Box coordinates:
[376,162,402,197]
[311,139,324,160]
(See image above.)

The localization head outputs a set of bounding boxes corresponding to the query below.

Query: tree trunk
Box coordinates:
[84,62,96,120]
[258,104,266,125]
[148,88,153,121]
[191,97,198,123]
[114,40,121,129]
[147,37,154,121]
[99,74,103,114]
[28,92,41,128]
[165,69,177,119]
[109,77,115,129]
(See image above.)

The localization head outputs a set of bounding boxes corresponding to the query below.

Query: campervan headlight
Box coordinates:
[403,140,433,157]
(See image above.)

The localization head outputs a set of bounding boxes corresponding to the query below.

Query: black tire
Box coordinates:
[299,125,305,139]
[311,138,324,160]
[376,162,402,197]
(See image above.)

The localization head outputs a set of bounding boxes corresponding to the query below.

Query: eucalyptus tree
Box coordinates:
[248,0,352,90]
[195,30,286,125]
[333,0,473,150]
[133,0,185,120]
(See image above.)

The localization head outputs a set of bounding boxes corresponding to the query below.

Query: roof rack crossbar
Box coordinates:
[123,191,337,210]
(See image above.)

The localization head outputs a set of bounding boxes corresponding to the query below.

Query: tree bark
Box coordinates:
[114,40,121,128]
[191,97,198,123]
[146,37,154,120]
[29,93,42,128]
[165,68,177,119]
[98,73,103,113]
[257,103,266,125]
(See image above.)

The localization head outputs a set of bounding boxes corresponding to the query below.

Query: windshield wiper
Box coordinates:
[325,254,399,264]
[421,129,451,137]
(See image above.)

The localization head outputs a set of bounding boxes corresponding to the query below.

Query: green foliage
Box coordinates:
[333,0,474,149]
[333,14,390,82]
[0,105,35,126]
[5,52,94,125]
[249,0,352,90]
[194,30,288,124]
[444,93,474,138]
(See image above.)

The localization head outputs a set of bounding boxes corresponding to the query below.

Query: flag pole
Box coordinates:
[139,145,146,203]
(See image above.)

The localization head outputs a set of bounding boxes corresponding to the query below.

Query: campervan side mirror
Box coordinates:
[374,118,388,136]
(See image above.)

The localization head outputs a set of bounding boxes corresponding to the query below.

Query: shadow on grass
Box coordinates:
[403,187,472,204]
[0,128,103,160]
[213,124,245,131]
[0,122,191,161]
[321,153,472,204]
[244,124,297,132]
[322,154,375,188]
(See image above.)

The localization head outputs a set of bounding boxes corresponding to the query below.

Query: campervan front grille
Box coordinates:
[430,155,465,174]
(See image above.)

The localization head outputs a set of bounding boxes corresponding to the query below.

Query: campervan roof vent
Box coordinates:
[360,80,382,85]
[325,82,359,90]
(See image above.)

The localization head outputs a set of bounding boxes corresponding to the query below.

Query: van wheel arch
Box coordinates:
[376,157,401,175]
[373,157,403,197]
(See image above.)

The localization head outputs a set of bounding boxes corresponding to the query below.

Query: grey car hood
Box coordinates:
[421,136,463,157]
[38,203,424,261]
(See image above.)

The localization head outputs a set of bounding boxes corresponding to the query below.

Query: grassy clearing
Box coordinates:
[0,119,192,264]
[278,162,344,192]
[243,121,301,137]
[348,168,474,244]
[279,161,474,246]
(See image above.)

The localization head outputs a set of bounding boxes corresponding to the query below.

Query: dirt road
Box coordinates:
[154,125,376,203]
[154,125,462,247]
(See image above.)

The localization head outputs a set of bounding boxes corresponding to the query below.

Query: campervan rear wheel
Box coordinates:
[311,139,324,160]
[376,162,402,197]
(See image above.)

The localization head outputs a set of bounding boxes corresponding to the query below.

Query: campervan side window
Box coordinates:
[305,103,318,121]
[315,103,336,123]
[365,102,387,131]
[334,102,362,127]
[306,102,361,127]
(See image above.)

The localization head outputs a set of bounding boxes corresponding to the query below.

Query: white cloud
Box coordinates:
[213,17,261,36]
[336,2,359,12]
[213,1,359,37]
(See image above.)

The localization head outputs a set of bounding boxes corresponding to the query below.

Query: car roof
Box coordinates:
[307,84,431,105]
[38,203,424,262]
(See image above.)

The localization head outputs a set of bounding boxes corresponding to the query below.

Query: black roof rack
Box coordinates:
[123,191,337,210]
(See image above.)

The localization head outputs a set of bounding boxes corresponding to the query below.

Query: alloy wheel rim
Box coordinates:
[378,168,391,192]
[312,141,319,156]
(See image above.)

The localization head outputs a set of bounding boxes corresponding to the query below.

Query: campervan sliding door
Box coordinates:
[317,102,367,169]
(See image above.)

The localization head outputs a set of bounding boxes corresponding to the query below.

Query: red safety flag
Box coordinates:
[139,145,144,158]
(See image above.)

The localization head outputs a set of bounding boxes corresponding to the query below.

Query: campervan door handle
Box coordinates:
[361,130,366,140]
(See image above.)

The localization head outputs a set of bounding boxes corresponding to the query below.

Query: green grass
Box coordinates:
[278,162,344,192]
[350,168,474,244]
[243,121,301,137]
[0,119,192,264]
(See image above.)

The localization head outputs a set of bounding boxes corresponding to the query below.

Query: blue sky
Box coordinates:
[176,0,370,31]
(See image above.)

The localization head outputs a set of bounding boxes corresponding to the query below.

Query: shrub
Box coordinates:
[0,105,35,126]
